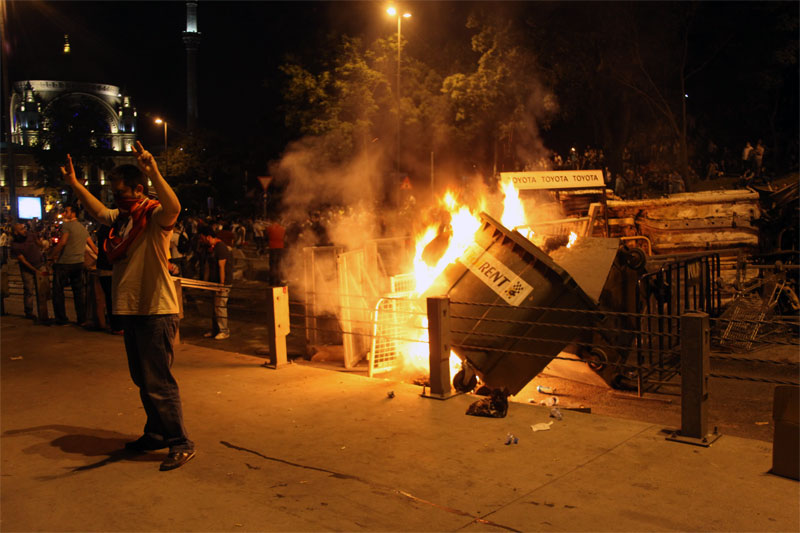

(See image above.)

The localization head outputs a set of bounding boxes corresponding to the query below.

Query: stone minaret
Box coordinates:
[182,1,201,131]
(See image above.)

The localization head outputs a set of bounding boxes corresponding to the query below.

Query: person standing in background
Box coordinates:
[198,226,232,340]
[266,218,285,286]
[50,204,96,326]
[10,222,48,321]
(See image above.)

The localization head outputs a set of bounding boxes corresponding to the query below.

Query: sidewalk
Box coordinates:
[1,314,798,532]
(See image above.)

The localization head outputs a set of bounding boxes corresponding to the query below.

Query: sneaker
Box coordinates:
[214,332,230,340]
[159,449,196,471]
[125,435,168,452]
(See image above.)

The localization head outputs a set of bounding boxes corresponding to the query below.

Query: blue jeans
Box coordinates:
[52,262,86,323]
[122,314,193,451]
[19,266,36,316]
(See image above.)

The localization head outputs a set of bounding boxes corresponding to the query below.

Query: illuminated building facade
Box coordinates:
[9,79,138,152]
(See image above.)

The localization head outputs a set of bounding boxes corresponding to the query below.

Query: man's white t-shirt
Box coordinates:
[98,206,180,316]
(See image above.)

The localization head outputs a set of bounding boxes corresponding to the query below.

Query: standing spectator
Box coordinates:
[232,219,246,248]
[0,226,10,315]
[668,171,686,194]
[10,222,48,321]
[50,205,95,326]
[169,221,188,276]
[754,140,765,178]
[742,141,754,176]
[568,147,579,169]
[614,173,627,198]
[94,224,122,334]
[198,226,232,340]
[0,224,11,264]
[266,218,285,286]
[61,143,195,471]
[252,218,266,255]
[217,222,234,247]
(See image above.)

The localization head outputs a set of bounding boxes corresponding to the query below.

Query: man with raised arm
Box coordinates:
[61,142,195,471]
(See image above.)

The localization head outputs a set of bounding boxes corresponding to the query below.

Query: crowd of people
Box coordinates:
[519,138,773,200]
[1,211,288,334]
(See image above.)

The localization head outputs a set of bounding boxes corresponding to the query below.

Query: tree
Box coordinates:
[280,36,391,166]
[441,10,558,176]
[35,95,115,192]
[530,2,799,184]
[165,130,252,214]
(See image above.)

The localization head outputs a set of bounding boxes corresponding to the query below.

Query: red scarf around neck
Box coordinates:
[104,197,160,263]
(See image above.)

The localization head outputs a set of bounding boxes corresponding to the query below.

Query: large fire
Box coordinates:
[395,181,533,378]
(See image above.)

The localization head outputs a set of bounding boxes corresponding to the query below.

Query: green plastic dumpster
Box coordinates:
[424,213,597,395]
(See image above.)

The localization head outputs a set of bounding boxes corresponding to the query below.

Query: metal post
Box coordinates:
[163,121,168,178]
[396,15,401,177]
[667,311,721,446]
[422,296,459,400]
[264,286,290,369]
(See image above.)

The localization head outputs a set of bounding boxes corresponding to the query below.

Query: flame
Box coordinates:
[412,193,482,296]
[395,183,529,382]
[501,180,526,230]
[566,231,577,248]
[401,316,467,379]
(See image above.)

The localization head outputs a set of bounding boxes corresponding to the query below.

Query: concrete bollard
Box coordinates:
[264,286,290,368]
[667,311,721,446]
[423,296,457,400]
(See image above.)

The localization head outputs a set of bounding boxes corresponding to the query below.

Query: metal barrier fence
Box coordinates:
[285,289,798,446]
[634,253,721,394]
[5,257,798,446]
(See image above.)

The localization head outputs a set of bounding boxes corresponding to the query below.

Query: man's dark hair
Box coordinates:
[197,225,216,238]
[63,203,79,214]
[108,164,148,193]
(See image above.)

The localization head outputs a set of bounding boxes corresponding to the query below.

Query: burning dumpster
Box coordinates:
[424,213,598,395]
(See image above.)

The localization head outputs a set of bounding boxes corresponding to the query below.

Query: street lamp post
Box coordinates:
[387,6,411,178]
[154,118,168,177]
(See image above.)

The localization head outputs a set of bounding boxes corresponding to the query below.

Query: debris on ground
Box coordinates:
[466,389,509,418]
[387,391,395,399]
[550,407,563,420]
[531,421,554,432]
[504,433,519,445]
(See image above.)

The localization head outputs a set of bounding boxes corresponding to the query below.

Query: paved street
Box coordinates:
[1,311,798,532]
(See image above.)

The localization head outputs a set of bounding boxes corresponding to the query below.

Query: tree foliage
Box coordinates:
[277,3,797,191]
[280,36,390,166]
[35,95,115,189]
[442,10,556,174]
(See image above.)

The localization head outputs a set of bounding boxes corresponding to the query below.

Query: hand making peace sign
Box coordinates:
[131,141,159,176]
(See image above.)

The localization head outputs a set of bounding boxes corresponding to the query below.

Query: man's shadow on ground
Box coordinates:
[3,424,163,478]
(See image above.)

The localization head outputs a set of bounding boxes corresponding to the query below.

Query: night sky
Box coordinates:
[4,1,798,168]
[5,1,478,150]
